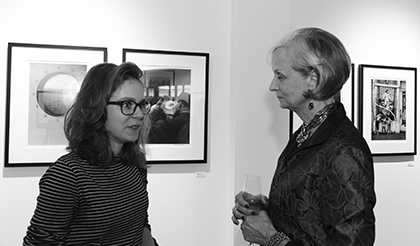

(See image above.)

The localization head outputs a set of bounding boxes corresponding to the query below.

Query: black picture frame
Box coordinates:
[5,43,107,167]
[289,64,355,138]
[358,64,417,156]
[123,49,209,164]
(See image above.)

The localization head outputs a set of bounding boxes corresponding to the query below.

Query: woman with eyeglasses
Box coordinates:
[23,62,158,246]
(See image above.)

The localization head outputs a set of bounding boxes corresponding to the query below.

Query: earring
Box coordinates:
[308,100,314,110]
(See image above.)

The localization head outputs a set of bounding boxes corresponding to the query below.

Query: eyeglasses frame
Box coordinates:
[107,99,151,116]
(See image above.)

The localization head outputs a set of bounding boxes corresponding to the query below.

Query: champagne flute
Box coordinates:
[243,174,263,246]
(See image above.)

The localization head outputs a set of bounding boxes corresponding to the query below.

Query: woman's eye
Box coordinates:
[274,72,285,81]
[123,101,134,109]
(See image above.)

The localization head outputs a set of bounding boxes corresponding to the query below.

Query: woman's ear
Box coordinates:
[307,70,318,90]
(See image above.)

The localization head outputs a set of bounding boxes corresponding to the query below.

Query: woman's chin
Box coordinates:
[278,102,289,110]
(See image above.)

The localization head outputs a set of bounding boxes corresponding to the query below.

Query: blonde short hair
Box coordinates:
[269,27,351,100]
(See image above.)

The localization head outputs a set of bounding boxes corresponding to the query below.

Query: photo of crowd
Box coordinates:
[143,69,191,144]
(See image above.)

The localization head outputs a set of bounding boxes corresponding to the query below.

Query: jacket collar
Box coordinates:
[285,102,347,159]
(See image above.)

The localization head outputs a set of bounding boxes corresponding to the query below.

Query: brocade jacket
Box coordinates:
[267,103,376,246]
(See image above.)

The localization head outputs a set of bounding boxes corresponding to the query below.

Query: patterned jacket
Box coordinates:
[267,103,376,246]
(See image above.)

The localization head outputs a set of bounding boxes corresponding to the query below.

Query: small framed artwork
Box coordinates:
[289,64,355,137]
[358,64,417,156]
[123,49,209,164]
[5,43,107,167]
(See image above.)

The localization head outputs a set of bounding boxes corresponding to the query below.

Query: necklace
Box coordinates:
[296,102,338,146]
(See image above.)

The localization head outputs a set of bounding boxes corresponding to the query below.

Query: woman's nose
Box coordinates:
[131,106,145,119]
[269,78,279,92]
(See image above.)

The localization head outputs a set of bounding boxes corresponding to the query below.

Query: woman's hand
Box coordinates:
[240,210,278,245]
[231,191,251,225]
[231,191,268,225]
[143,227,155,246]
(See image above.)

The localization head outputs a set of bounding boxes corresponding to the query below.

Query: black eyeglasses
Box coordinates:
[107,99,151,115]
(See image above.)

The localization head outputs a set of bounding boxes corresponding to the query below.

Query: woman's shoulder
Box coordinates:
[335,119,370,148]
[326,120,374,169]
[54,152,89,167]
[45,152,89,176]
[39,152,85,187]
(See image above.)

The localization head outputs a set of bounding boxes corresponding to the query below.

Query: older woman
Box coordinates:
[232,28,376,246]
[24,62,158,245]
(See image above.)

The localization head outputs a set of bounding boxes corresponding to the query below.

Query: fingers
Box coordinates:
[233,191,267,226]
[231,215,240,225]
[262,195,269,205]
[234,191,251,214]
[231,205,245,225]
[232,191,259,226]
[235,191,249,207]
[261,195,269,210]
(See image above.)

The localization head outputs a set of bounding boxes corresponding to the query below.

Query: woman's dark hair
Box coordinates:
[64,62,151,169]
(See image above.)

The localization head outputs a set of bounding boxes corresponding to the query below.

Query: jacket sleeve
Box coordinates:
[23,162,77,246]
[317,144,376,245]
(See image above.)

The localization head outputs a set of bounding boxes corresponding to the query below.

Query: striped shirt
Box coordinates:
[23,152,150,246]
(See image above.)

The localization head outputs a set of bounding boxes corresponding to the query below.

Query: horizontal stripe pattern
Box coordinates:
[23,152,149,246]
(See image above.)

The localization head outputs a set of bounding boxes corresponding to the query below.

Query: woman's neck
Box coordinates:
[295,99,338,146]
[297,98,335,124]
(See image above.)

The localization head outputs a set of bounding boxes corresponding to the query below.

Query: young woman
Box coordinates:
[24,62,158,245]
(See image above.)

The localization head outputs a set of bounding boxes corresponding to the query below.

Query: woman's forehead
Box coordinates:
[111,79,144,99]
[272,49,293,71]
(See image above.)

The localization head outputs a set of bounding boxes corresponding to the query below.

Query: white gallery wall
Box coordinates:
[0,0,419,246]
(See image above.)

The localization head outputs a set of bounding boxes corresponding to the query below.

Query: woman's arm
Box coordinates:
[23,162,77,245]
[319,146,376,245]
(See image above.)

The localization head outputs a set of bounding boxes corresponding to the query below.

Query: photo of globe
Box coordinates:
[36,72,80,117]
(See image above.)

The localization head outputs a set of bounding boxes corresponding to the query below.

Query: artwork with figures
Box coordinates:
[359,64,416,156]
[371,79,406,140]
[123,48,209,163]
[144,69,192,144]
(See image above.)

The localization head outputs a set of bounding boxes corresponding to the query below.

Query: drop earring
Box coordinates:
[308,100,314,110]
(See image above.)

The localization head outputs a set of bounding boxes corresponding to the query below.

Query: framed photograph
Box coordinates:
[5,43,107,167]
[123,49,209,164]
[358,64,417,156]
[289,64,355,137]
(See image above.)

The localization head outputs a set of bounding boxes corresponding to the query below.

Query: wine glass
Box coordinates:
[243,174,263,246]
